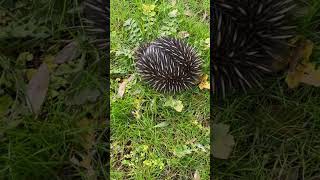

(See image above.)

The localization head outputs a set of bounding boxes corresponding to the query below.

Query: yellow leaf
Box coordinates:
[174,101,183,112]
[205,38,210,48]
[43,55,57,72]
[199,74,210,90]
[302,40,314,64]
[300,63,320,87]
[26,69,37,81]
[164,97,184,112]
[286,71,304,88]
[285,37,315,88]
[142,4,155,15]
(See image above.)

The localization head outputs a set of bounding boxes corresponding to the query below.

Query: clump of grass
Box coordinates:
[110,0,210,179]
[0,0,109,179]
[213,1,320,179]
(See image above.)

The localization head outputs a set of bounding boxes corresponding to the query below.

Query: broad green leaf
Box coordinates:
[164,97,183,112]
[16,52,33,66]
[154,121,169,128]
[173,145,192,157]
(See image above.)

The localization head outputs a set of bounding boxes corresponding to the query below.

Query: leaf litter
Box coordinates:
[286,37,320,88]
[212,123,235,159]
[26,63,50,115]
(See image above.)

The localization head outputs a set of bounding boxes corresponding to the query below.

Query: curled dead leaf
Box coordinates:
[193,170,201,180]
[117,74,135,98]
[212,123,235,159]
[199,74,210,90]
[178,31,190,38]
[184,9,193,17]
[26,63,50,114]
[285,37,316,88]
[54,41,80,64]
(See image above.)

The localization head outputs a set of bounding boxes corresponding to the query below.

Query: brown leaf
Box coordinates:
[198,74,210,90]
[285,38,315,88]
[300,63,320,87]
[68,88,101,105]
[184,9,193,17]
[193,170,201,180]
[77,118,95,150]
[26,63,50,114]
[54,41,80,64]
[76,118,96,179]
[212,123,235,159]
[117,74,134,98]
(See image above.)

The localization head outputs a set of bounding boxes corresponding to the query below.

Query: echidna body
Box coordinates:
[136,37,202,94]
[83,0,108,50]
[213,0,297,98]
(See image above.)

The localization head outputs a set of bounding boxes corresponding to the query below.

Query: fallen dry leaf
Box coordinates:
[199,74,210,90]
[76,118,96,179]
[300,63,320,87]
[193,170,201,180]
[285,38,316,88]
[54,41,80,64]
[26,63,50,114]
[68,88,101,105]
[212,123,235,159]
[184,9,193,17]
[117,74,134,98]
[26,68,37,81]
[178,31,190,38]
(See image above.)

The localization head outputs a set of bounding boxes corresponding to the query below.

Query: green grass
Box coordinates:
[213,1,320,179]
[110,0,210,179]
[1,0,109,179]
[1,0,319,179]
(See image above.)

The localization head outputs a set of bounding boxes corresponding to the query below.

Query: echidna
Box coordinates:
[83,0,108,50]
[135,37,202,94]
[213,0,297,98]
